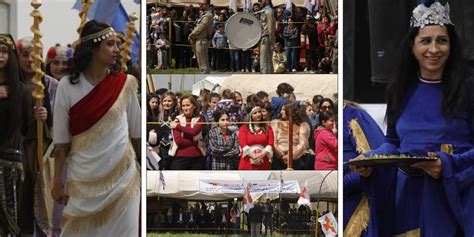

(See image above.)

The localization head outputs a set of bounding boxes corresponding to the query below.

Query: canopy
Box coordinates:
[191,74,337,101]
[221,74,337,101]
[147,171,337,201]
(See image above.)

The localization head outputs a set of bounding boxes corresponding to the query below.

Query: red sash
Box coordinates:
[69,72,127,136]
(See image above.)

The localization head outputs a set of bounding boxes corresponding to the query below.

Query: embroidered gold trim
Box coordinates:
[440,144,453,155]
[61,167,140,233]
[71,76,136,153]
[349,119,371,153]
[394,228,420,237]
[66,142,134,198]
[343,196,370,236]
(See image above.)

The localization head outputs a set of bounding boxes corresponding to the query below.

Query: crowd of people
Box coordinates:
[146,1,337,73]
[146,82,338,170]
[1,20,141,236]
[148,199,333,236]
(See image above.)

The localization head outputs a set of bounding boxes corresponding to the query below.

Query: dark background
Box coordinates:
[343,0,474,103]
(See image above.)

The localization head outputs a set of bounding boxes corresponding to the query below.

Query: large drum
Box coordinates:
[225,12,262,49]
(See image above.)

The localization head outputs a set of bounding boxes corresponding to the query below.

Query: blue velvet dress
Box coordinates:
[343,104,385,236]
[365,80,474,236]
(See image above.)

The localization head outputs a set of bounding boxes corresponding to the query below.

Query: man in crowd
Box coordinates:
[249,201,263,237]
[188,0,214,73]
[259,0,276,73]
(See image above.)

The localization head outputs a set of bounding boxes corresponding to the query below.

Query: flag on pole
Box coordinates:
[72,0,140,64]
[297,180,310,205]
[159,170,166,191]
[244,0,252,13]
[243,181,253,213]
[146,144,161,170]
[318,212,337,237]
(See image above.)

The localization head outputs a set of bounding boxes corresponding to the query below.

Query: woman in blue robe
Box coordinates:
[351,0,474,236]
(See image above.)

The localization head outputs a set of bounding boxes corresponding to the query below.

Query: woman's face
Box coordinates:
[181,98,196,117]
[209,96,219,110]
[162,95,174,110]
[218,113,229,131]
[234,94,243,106]
[19,47,34,75]
[262,108,271,121]
[280,106,287,120]
[0,45,9,70]
[323,117,335,130]
[251,109,263,122]
[49,59,68,80]
[93,35,120,66]
[320,101,332,113]
[149,97,159,110]
[412,25,450,79]
[305,105,314,117]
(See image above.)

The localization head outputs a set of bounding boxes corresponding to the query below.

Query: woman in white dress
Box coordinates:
[51,20,141,237]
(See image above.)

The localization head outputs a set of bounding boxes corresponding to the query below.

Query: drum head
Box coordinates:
[225,12,262,49]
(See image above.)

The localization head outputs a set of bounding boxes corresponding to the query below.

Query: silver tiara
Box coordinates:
[410,2,453,28]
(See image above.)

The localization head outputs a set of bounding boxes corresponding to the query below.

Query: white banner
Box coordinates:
[199,180,301,194]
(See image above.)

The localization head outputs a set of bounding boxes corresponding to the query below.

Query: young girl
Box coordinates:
[272,42,287,73]
[208,110,240,170]
[314,111,337,170]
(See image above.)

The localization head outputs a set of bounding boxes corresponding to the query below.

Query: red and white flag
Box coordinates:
[297,180,310,205]
[318,212,338,237]
[243,181,253,213]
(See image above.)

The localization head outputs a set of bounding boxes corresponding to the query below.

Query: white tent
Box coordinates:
[147,171,337,201]
[191,74,337,101]
[191,76,229,96]
[222,74,337,101]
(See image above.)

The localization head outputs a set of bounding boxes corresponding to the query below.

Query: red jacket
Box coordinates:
[314,127,338,170]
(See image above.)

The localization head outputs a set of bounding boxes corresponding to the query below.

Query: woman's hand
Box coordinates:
[349,154,373,177]
[34,106,48,121]
[411,152,442,179]
[169,121,178,129]
[51,183,68,205]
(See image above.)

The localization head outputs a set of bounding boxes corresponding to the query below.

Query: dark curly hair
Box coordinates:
[67,20,120,84]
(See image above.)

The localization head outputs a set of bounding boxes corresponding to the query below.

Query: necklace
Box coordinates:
[418,74,442,84]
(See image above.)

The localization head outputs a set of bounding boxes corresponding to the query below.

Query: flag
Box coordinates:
[229,0,240,13]
[72,0,140,64]
[297,180,310,205]
[243,0,252,13]
[285,0,292,16]
[111,3,140,65]
[146,144,161,170]
[243,182,253,213]
[304,0,315,13]
[159,170,166,191]
[318,212,337,237]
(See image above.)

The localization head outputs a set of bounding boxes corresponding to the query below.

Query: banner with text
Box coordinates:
[199,180,301,194]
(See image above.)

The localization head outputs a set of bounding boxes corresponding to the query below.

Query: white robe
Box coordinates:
[53,73,141,237]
